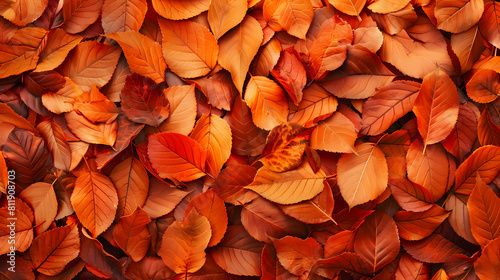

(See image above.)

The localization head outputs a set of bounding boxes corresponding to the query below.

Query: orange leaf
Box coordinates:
[210,225,264,276]
[219,15,263,93]
[42,78,83,114]
[25,70,66,96]
[361,80,421,136]
[0,29,46,79]
[120,73,170,127]
[328,0,366,17]
[395,253,431,280]
[279,184,335,224]
[213,164,259,205]
[288,83,338,128]
[401,234,465,263]
[142,177,189,219]
[372,3,418,35]
[73,85,119,123]
[250,37,282,77]
[125,257,175,279]
[337,142,389,208]
[0,153,7,194]
[468,175,500,248]
[62,0,103,34]
[354,211,400,273]
[478,108,500,146]
[389,178,434,212]
[479,1,500,49]
[158,209,211,274]
[274,236,323,276]
[65,111,117,146]
[270,48,306,105]
[223,96,268,156]
[190,71,238,111]
[151,0,210,20]
[321,45,396,99]
[59,41,121,90]
[106,31,167,84]
[379,15,454,78]
[241,196,307,242]
[34,29,83,72]
[367,0,410,14]
[353,26,384,53]
[36,119,72,172]
[413,68,459,149]
[474,237,500,280]
[406,139,455,202]
[324,230,355,258]
[455,145,500,196]
[450,25,485,74]
[311,252,372,278]
[159,19,218,78]
[394,205,450,241]
[307,16,353,81]
[442,104,478,162]
[0,0,47,26]
[246,161,325,205]
[70,171,118,237]
[184,189,228,247]
[260,123,313,172]
[0,103,37,133]
[147,132,206,182]
[0,202,33,255]
[28,225,80,276]
[109,156,149,219]
[159,85,197,135]
[435,0,484,33]
[190,113,232,178]
[101,0,147,34]
[466,69,500,103]
[112,208,151,262]
[275,0,314,39]
[208,0,247,40]
[310,111,357,154]
[244,75,288,130]
[431,268,450,280]
[18,182,57,235]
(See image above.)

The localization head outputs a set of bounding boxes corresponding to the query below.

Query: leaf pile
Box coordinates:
[1,0,500,279]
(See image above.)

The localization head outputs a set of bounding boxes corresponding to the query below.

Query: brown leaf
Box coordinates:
[65,111,117,146]
[211,225,264,276]
[120,73,170,126]
[18,182,57,235]
[36,119,72,172]
[270,48,306,105]
[394,205,450,241]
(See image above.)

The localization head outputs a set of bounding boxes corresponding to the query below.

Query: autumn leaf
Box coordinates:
[336,142,389,208]
[328,0,366,17]
[434,0,484,33]
[151,0,210,20]
[310,111,357,154]
[479,1,500,49]
[413,68,459,149]
[147,132,206,182]
[101,0,147,34]
[70,171,118,237]
[120,73,170,127]
[158,19,218,79]
[288,83,338,128]
[274,236,323,276]
[112,208,151,262]
[246,160,325,205]
[219,15,263,93]
[244,75,289,130]
[158,209,211,274]
[260,123,313,172]
[208,0,247,40]
[62,0,103,34]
